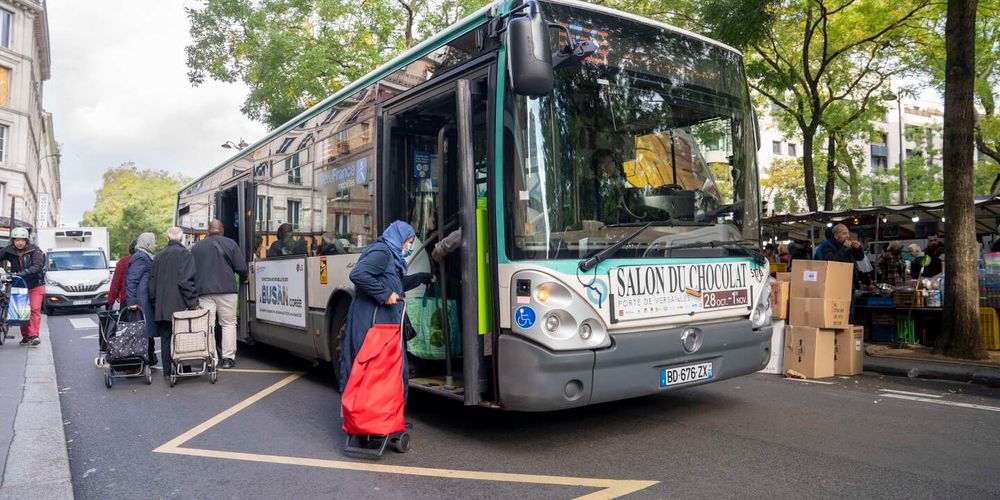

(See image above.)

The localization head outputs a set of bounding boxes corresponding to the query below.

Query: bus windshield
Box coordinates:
[505,2,760,260]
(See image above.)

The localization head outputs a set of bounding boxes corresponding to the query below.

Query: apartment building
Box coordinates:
[0,0,60,232]
[758,97,946,211]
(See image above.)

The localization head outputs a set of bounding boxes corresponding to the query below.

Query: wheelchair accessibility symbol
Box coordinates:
[514,306,536,329]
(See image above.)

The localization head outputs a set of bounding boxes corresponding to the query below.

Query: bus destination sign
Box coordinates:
[609,262,751,322]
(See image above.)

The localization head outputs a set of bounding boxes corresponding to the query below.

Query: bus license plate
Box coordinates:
[660,362,713,387]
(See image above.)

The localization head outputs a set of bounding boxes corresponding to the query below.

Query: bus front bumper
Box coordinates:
[498,319,773,412]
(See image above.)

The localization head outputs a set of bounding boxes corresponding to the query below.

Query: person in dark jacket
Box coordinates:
[339,221,433,401]
[191,219,247,368]
[125,233,157,365]
[267,223,307,257]
[921,233,945,277]
[149,227,199,378]
[107,240,137,310]
[1,227,45,345]
[820,224,865,263]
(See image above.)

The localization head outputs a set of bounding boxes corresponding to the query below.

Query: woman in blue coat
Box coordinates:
[339,221,433,398]
[125,233,158,366]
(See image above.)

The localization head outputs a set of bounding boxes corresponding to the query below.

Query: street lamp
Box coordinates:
[221,139,249,150]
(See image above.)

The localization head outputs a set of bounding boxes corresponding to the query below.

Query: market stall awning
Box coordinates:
[762,195,1000,242]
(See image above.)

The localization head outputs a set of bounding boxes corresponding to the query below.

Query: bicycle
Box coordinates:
[0,270,13,345]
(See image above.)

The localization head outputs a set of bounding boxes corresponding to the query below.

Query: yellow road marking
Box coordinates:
[220,368,299,374]
[154,372,658,499]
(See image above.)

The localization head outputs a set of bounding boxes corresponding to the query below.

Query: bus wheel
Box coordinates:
[329,299,349,390]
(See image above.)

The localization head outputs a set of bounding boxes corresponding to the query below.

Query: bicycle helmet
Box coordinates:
[10,228,28,240]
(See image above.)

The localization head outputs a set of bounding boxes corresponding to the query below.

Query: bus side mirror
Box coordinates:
[506,1,554,97]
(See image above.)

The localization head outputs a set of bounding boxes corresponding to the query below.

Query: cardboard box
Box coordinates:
[788,260,854,300]
[776,272,793,282]
[783,326,835,379]
[788,297,850,329]
[772,281,790,319]
[834,325,865,376]
[760,320,785,374]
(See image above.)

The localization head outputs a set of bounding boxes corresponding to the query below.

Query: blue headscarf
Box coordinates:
[380,220,416,273]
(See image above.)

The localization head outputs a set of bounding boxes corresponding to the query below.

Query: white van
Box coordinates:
[37,228,112,313]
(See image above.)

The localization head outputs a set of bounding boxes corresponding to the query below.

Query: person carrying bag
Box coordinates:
[405,282,461,360]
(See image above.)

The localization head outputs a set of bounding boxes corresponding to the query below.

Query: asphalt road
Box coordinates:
[49,312,1000,499]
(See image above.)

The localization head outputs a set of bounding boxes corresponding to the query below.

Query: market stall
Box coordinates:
[763,195,1000,351]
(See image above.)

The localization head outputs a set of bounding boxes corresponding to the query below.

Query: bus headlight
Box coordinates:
[544,314,560,332]
[579,323,593,340]
[751,284,772,329]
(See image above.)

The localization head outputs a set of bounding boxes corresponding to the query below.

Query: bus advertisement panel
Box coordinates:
[255,259,307,328]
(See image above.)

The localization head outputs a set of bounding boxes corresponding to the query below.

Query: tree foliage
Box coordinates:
[81,164,190,259]
[915,0,1000,192]
[186,0,485,128]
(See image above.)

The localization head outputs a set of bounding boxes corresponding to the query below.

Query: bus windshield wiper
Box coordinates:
[663,239,767,266]
[578,222,654,272]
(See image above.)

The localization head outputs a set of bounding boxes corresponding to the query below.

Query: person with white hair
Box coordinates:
[149,226,199,379]
[906,243,924,279]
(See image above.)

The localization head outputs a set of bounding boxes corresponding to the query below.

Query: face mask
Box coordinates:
[402,244,414,258]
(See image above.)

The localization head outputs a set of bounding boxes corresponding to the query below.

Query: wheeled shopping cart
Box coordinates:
[169,308,218,387]
[102,309,153,388]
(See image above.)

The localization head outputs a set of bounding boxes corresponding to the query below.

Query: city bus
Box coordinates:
[175,0,773,411]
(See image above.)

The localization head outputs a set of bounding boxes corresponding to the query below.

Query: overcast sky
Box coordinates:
[46,1,268,225]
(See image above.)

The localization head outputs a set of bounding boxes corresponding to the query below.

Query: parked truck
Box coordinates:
[36,227,112,314]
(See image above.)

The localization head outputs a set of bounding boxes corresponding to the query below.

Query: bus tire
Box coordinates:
[329,298,349,391]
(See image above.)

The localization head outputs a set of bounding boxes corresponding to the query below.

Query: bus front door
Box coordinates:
[380,73,490,405]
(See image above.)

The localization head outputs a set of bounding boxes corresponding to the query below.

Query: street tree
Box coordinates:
[916,1,1000,192]
[937,0,986,359]
[81,163,190,259]
[186,0,483,128]
[693,0,933,211]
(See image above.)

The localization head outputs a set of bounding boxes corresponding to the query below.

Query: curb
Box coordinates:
[0,319,74,500]
[864,355,1000,386]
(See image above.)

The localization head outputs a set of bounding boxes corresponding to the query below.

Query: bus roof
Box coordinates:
[180,0,741,193]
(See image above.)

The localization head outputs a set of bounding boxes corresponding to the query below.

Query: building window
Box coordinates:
[872,155,888,170]
[284,153,301,185]
[772,141,782,155]
[321,109,340,125]
[276,137,294,154]
[788,143,797,157]
[335,213,350,234]
[0,125,6,162]
[254,161,271,179]
[287,200,301,230]
[256,196,272,231]
[297,133,314,152]
[0,9,11,49]
[0,66,9,107]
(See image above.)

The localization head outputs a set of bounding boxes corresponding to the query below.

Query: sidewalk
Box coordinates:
[864,346,1000,386]
[0,319,74,500]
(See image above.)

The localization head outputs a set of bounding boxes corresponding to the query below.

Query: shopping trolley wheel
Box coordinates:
[0,323,7,345]
[104,370,113,389]
[169,374,177,387]
[144,365,152,385]
[210,368,218,384]
[390,432,410,453]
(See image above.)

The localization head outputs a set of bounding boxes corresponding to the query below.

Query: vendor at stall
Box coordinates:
[820,224,866,264]
[876,241,906,285]
[921,233,945,278]
[906,244,924,279]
